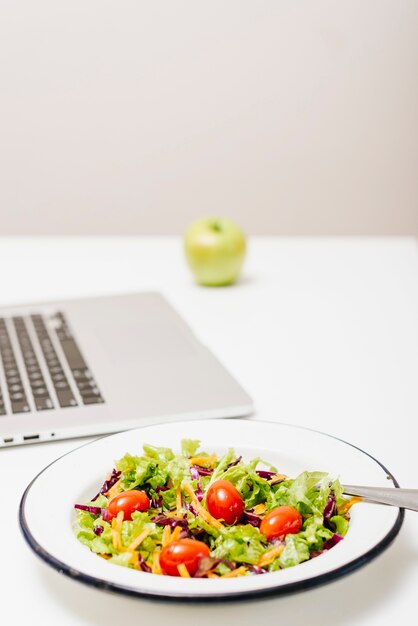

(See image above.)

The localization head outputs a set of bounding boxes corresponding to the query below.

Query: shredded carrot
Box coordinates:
[189,455,217,469]
[270,473,287,483]
[253,503,267,515]
[126,527,151,552]
[152,551,163,575]
[177,563,191,578]
[221,566,247,578]
[176,487,183,517]
[257,544,284,568]
[111,528,119,550]
[339,496,362,514]
[162,525,171,547]
[111,510,124,550]
[181,483,223,529]
[170,525,182,542]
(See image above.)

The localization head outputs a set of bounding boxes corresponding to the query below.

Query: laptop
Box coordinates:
[0,292,253,447]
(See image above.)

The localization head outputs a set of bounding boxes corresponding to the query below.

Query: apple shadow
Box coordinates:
[194,275,257,289]
[36,531,414,626]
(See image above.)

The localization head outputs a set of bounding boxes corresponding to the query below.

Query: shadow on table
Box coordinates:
[39,532,414,626]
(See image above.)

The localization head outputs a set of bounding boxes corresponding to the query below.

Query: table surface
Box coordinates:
[1,236,417,625]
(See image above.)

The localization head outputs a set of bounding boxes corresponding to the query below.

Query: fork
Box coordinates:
[342,485,418,512]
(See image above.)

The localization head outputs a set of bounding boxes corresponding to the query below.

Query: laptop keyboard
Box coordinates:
[0,318,30,414]
[31,314,78,409]
[0,312,104,414]
[13,316,54,411]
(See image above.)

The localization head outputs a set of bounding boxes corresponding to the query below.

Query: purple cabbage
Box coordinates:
[178,529,190,539]
[93,525,104,536]
[247,565,267,575]
[268,537,285,547]
[225,456,242,470]
[190,465,213,476]
[151,514,188,529]
[324,491,337,522]
[256,470,276,479]
[150,485,169,508]
[74,504,111,521]
[240,511,262,527]
[323,533,344,550]
[186,502,199,517]
[190,467,204,501]
[310,533,344,559]
[256,470,286,485]
[194,557,235,578]
[74,504,104,515]
[138,555,152,573]
[91,468,121,501]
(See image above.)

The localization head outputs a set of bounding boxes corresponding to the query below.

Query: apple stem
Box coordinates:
[212,221,222,232]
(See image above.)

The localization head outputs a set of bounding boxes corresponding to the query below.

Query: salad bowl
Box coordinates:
[19,419,403,600]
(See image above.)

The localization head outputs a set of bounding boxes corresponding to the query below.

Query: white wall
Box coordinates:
[0,1,417,235]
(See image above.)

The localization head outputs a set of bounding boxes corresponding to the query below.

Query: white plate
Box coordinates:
[19,419,403,601]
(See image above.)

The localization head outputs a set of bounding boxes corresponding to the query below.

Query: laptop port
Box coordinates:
[3,437,14,443]
[23,434,40,441]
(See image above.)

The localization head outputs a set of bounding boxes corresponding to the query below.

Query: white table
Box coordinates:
[1,236,417,625]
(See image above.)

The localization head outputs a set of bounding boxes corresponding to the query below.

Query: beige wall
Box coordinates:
[0,1,417,236]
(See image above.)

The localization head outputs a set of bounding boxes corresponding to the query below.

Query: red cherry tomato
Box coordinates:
[206,480,245,524]
[260,505,302,540]
[160,539,210,577]
[107,490,150,521]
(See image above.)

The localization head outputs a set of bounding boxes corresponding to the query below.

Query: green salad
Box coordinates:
[73,439,357,578]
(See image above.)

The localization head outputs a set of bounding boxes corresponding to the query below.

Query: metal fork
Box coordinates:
[342,485,418,512]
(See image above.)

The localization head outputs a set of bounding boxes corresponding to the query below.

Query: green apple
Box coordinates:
[184,217,247,286]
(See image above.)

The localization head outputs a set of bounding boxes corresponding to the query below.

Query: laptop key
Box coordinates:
[10,400,29,413]
[30,314,77,409]
[52,312,105,405]
[13,317,54,412]
[0,385,5,415]
[82,395,105,405]
[57,389,77,407]
[0,317,30,413]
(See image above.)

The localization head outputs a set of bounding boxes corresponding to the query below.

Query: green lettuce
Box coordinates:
[330,514,349,536]
[211,525,268,564]
[181,439,201,457]
[115,453,168,491]
[277,534,310,569]
[73,499,115,555]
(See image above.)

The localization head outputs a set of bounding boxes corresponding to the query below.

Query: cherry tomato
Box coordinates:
[107,490,150,521]
[206,480,244,524]
[259,505,302,540]
[160,539,210,576]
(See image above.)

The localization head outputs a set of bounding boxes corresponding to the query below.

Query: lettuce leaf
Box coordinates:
[181,439,201,457]
[115,453,168,491]
[73,510,115,554]
[120,511,161,547]
[142,444,175,463]
[211,524,268,564]
[330,514,349,536]
[278,534,310,568]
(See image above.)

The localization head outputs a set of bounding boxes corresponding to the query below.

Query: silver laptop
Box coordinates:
[0,292,253,447]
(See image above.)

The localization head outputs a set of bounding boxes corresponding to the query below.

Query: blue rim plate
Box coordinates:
[19,419,404,601]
